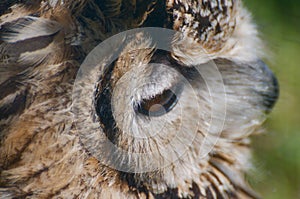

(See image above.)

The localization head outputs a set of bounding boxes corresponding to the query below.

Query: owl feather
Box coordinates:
[0,0,278,198]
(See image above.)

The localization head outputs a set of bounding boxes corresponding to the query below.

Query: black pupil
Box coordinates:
[136,89,178,117]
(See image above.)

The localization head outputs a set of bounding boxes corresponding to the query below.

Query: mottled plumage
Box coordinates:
[0,0,278,198]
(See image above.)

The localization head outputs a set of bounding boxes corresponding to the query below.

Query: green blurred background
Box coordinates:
[244,0,300,198]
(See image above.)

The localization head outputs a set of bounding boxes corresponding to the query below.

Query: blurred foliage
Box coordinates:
[244,0,300,198]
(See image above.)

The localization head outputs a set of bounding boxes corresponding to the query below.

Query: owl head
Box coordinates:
[0,0,278,198]
[72,1,278,196]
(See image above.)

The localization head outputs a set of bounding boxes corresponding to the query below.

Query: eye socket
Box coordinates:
[135,88,180,117]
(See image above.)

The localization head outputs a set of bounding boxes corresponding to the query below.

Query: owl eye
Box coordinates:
[135,89,179,117]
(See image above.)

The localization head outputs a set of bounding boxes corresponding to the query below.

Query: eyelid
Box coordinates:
[137,81,184,102]
[131,62,183,102]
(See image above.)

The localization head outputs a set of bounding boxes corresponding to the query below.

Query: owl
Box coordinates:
[0,0,278,198]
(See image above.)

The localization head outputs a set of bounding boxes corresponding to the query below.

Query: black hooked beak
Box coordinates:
[254,60,279,113]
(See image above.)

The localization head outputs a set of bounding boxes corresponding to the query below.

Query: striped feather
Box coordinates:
[1,16,62,43]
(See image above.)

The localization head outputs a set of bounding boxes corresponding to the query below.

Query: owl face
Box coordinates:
[72,28,278,194]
